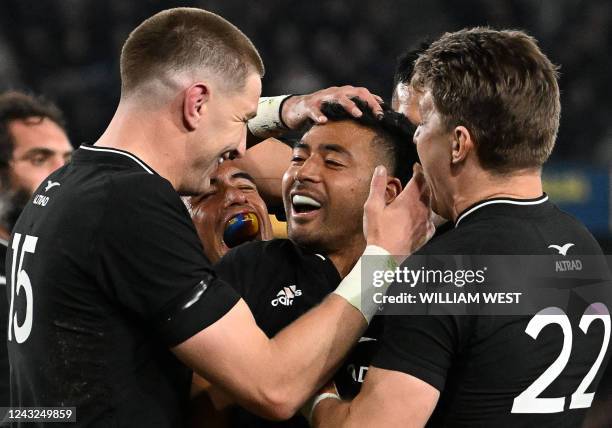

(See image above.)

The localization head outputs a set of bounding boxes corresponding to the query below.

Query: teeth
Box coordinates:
[292,195,321,208]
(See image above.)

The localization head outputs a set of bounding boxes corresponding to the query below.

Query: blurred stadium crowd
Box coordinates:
[1,0,611,161]
[0,0,611,243]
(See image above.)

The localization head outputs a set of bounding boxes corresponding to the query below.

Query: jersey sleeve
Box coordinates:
[95,173,240,347]
[372,312,465,391]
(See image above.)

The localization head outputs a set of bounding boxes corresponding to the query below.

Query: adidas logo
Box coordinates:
[271,285,303,307]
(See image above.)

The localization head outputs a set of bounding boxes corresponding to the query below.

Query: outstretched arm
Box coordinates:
[173,165,435,421]
[247,86,384,144]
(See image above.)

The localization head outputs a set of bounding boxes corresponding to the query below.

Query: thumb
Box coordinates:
[365,165,388,213]
[412,162,431,203]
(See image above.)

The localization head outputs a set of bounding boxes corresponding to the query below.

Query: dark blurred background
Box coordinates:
[0,0,611,245]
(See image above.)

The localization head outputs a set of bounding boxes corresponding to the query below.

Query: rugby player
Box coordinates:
[0,91,72,406]
[190,99,416,427]
[187,159,274,264]
[5,8,433,427]
[311,28,611,427]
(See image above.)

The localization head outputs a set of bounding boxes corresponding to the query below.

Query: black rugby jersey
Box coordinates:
[5,144,239,427]
[373,195,612,427]
[215,239,382,428]
[0,238,8,407]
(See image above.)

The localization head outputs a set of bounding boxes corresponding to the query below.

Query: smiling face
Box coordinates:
[189,161,272,263]
[182,73,261,196]
[282,121,382,253]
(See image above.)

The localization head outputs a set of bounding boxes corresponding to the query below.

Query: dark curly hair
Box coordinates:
[0,91,67,177]
[316,97,418,186]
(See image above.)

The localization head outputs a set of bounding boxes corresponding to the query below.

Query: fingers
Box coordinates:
[364,165,388,214]
[311,86,384,124]
[346,86,384,118]
[412,163,426,188]
[411,163,431,204]
[336,95,361,118]
[305,105,327,124]
[359,91,384,118]
[286,86,385,130]
[395,162,426,203]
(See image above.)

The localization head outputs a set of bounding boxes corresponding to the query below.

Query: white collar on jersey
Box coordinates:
[80,145,155,175]
[0,238,8,247]
[454,194,549,228]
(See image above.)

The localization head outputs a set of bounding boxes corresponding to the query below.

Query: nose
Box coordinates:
[235,133,247,158]
[294,156,322,184]
[223,186,248,207]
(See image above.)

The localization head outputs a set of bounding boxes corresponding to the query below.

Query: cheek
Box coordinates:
[253,198,268,217]
[15,166,45,192]
[281,169,295,199]
[417,133,446,166]
[330,177,368,218]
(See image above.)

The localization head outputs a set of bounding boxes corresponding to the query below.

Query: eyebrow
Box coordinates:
[231,171,256,184]
[293,141,354,161]
[294,142,310,151]
[321,143,353,158]
[18,148,59,159]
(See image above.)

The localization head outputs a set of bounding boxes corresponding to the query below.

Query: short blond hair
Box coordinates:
[120,7,264,96]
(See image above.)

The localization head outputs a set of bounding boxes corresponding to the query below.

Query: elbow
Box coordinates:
[253,385,302,421]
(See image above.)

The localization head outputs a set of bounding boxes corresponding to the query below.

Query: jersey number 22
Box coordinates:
[511,304,611,413]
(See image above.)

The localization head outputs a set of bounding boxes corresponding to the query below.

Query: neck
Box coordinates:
[449,168,543,221]
[94,98,187,190]
[326,234,367,279]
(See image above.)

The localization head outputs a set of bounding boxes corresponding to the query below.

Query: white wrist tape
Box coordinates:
[309,392,341,423]
[333,245,397,323]
[247,95,292,138]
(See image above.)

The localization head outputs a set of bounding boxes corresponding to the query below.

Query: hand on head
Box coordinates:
[281,86,384,129]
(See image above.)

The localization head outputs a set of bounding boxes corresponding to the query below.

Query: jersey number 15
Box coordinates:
[7,233,38,344]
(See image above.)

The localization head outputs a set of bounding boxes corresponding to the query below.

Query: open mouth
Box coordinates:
[291,194,322,215]
[222,212,260,248]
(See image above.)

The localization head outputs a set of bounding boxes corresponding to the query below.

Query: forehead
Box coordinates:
[8,118,71,152]
[301,121,376,155]
[211,162,246,182]
[228,73,261,113]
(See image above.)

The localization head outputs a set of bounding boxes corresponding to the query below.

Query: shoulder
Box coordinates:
[97,172,197,248]
[101,172,193,226]
[421,207,602,255]
[418,225,482,254]
[108,172,178,205]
